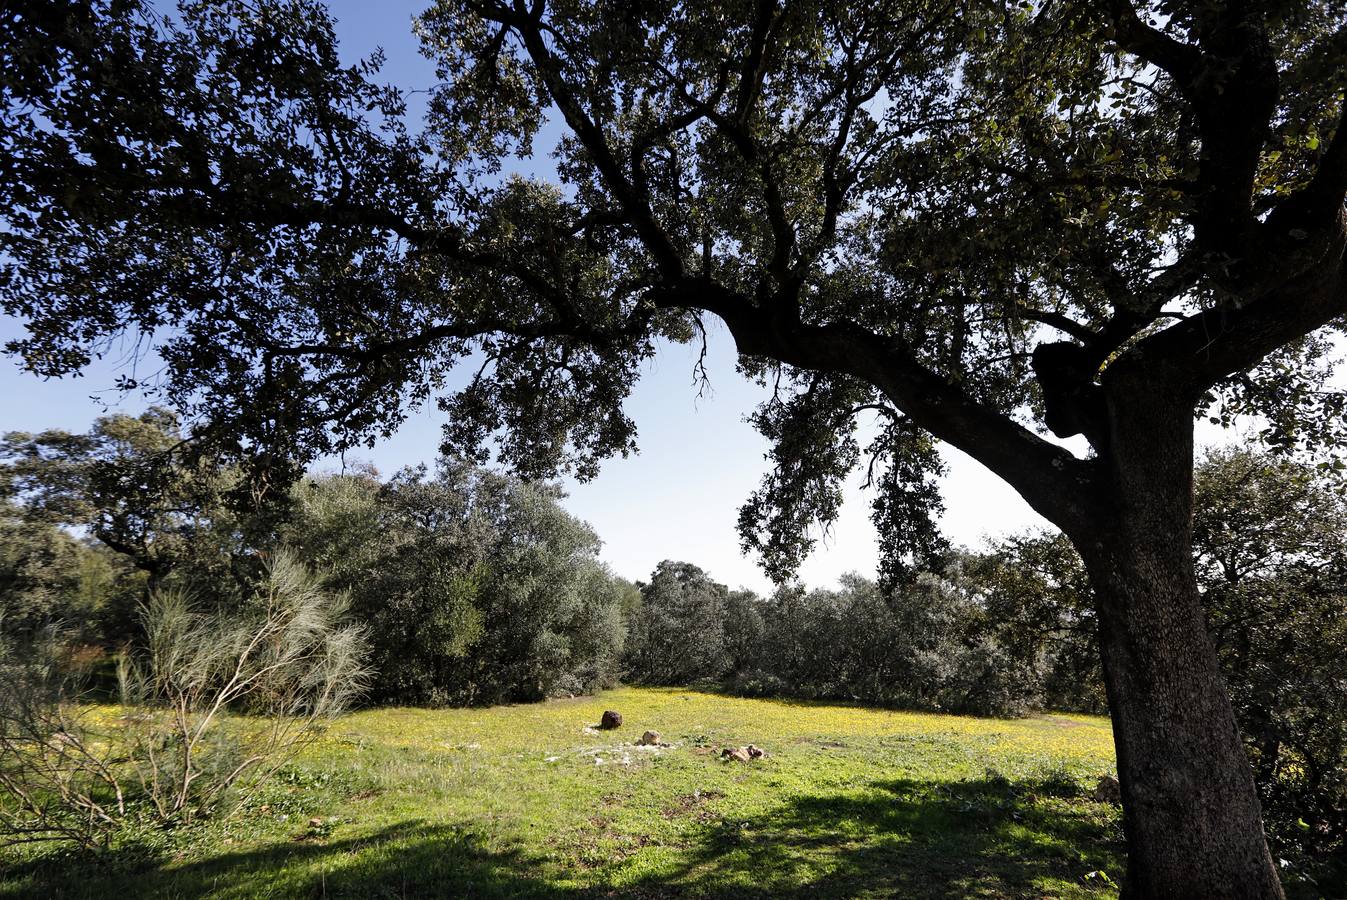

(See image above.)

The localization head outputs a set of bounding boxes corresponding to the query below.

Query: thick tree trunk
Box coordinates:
[1084,539,1282,898]
[1069,390,1283,898]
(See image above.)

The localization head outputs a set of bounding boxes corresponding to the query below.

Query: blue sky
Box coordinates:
[3,2,1278,594]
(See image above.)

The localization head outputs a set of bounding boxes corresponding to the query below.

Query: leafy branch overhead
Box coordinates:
[3,0,1345,579]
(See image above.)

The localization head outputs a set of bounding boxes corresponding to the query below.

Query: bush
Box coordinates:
[725,668,788,698]
[0,506,100,640]
[0,552,369,848]
[286,462,628,706]
[0,628,126,850]
[623,561,730,685]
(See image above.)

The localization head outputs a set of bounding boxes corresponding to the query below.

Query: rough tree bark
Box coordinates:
[1065,386,1284,898]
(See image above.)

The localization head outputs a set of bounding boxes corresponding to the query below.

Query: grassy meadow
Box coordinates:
[0,687,1124,899]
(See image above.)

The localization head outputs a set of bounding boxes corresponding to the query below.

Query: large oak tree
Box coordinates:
[3,1,1345,895]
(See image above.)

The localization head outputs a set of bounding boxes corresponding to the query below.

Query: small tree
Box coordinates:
[286,462,627,705]
[1193,449,1347,875]
[625,561,731,686]
[0,503,98,640]
[0,628,127,850]
[964,536,1105,714]
[1,409,257,610]
[722,589,766,676]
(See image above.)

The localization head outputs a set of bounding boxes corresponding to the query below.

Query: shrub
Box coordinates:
[725,668,788,698]
[0,552,369,848]
[0,627,127,850]
[286,462,628,705]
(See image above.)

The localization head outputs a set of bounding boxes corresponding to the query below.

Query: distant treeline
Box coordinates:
[1,410,1343,873]
[0,408,1092,717]
[625,556,1098,718]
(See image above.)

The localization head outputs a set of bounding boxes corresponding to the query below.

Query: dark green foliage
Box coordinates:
[286,461,627,706]
[624,561,730,686]
[282,469,485,705]
[1,0,656,482]
[0,408,258,627]
[721,588,765,675]
[0,504,88,637]
[0,499,142,648]
[961,537,1107,715]
[628,566,1041,717]
[4,0,1342,578]
[1193,449,1347,881]
[1,407,630,709]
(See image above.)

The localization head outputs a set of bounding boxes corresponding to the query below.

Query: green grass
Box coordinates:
[0,687,1124,898]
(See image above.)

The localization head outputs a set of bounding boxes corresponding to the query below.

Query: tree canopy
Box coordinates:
[6,1,1341,580]
[1,408,251,593]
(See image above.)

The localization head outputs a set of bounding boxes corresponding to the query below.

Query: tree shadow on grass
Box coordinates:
[647,775,1124,898]
[2,776,1124,899]
[2,822,569,900]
